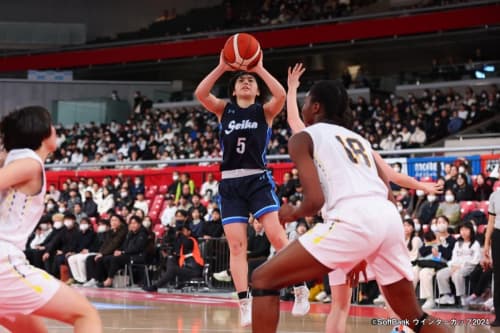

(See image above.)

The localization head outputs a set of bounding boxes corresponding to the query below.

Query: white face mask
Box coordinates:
[414,223,421,232]
[416,190,425,197]
[120,192,128,198]
[64,220,74,228]
[427,195,436,202]
[172,175,179,181]
[142,221,151,228]
[445,195,454,203]
[47,203,55,210]
[40,223,49,231]
[437,224,447,233]
[53,221,63,229]
[397,205,403,212]
[97,225,107,233]
[58,207,66,213]
[430,225,438,233]
[80,224,90,232]
[458,167,465,173]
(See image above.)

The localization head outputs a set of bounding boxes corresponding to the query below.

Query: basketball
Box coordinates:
[222,33,262,71]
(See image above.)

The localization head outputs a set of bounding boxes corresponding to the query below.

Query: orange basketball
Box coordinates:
[222,33,262,71]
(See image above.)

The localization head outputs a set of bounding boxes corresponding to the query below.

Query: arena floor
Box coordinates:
[1,287,496,333]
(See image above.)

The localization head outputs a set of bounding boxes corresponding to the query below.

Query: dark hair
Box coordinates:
[308,80,352,128]
[403,219,416,251]
[228,71,269,105]
[458,221,476,248]
[0,106,52,151]
[129,215,143,225]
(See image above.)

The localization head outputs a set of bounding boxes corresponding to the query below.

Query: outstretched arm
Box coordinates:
[286,63,306,134]
[194,51,233,121]
[373,151,443,194]
[249,55,286,124]
[0,158,41,191]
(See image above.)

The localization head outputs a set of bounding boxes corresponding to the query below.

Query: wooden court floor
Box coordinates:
[1,287,498,332]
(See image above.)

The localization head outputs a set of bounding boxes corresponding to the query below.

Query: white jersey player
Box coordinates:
[0,106,102,333]
[249,80,451,333]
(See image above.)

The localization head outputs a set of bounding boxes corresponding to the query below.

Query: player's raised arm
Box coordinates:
[249,56,286,124]
[194,51,233,120]
[286,63,306,134]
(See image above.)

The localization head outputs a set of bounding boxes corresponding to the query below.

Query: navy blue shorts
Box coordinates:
[218,171,280,225]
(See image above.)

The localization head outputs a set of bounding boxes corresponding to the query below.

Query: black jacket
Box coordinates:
[121,227,148,261]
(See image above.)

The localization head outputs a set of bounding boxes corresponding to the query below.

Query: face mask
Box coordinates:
[64,220,74,228]
[416,190,425,197]
[397,205,403,212]
[80,224,90,232]
[58,207,66,213]
[414,223,421,232]
[172,175,179,181]
[393,167,401,173]
[53,221,63,229]
[97,225,107,233]
[135,181,141,185]
[143,221,151,228]
[120,192,128,198]
[458,167,465,174]
[114,180,120,187]
[430,225,438,233]
[445,195,454,203]
[427,195,436,202]
[47,203,55,210]
[437,224,447,233]
[40,224,49,231]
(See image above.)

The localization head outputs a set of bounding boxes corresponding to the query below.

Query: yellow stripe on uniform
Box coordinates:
[8,260,45,294]
[311,222,336,244]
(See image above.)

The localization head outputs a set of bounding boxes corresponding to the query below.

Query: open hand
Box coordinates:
[288,63,306,91]
[420,182,444,195]
[347,260,368,287]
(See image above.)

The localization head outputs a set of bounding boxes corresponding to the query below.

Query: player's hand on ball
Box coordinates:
[247,51,263,73]
[219,50,236,72]
[278,203,297,224]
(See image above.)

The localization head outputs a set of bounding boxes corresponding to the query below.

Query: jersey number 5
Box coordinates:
[236,137,246,154]
[335,136,371,167]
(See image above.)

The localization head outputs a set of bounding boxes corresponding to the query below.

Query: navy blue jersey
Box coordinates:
[219,102,271,172]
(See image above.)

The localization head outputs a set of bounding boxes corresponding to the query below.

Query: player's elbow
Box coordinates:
[275,89,286,107]
[194,87,204,102]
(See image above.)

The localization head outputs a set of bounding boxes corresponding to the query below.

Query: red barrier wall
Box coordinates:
[1,5,499,72]
[46,162,295,189]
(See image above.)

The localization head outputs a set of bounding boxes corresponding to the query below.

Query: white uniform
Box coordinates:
[298,123,413,286]
[0,149,60,317]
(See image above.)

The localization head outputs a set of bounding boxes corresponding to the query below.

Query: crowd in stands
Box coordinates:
[25,148,500,311]
[95,0,480,44]
[47,84,499,167]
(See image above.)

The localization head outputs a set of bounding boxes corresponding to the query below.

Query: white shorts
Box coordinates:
[0,241,60,317]
[299,196,413,287]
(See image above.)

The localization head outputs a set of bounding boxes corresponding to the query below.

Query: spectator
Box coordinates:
[133,192,149,215]
[73,203,88,224]
[201,208,224,239]
[200,172,218,202]
[418,216,456,309]
[66,217,96,284]
[130,176,145,198]
[97,187,115,215]
[188,208,205,239]
[45,213,80,279]
[436,189,461,226]
[82,190,98,217]
[454,173,475,202]
[436,222,481,306]
[83,214,127,287]
[474,173,492,201]
[160,194,177,227]
[416,193,439,225]
[99,215,148,288]
[175,173,195,202]
[143,225,203,291]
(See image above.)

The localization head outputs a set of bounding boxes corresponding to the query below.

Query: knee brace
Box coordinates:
[251,289,280,297]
